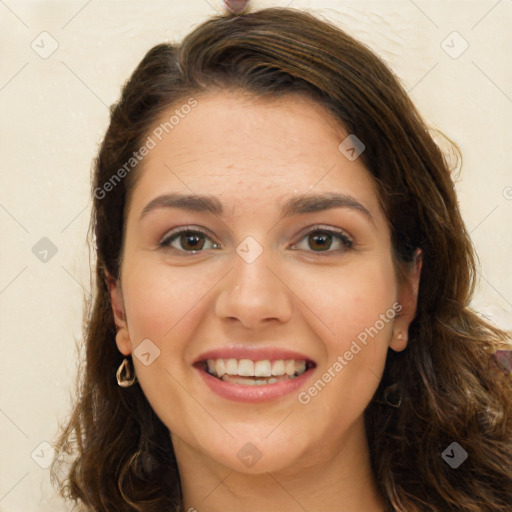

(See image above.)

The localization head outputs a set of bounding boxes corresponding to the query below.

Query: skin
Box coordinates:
[108,90,422,512]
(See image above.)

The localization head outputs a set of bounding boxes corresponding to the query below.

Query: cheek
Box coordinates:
[121,259,221,359]
[300,251,398,351]
[120,262,221,431]
[294,253,398,421]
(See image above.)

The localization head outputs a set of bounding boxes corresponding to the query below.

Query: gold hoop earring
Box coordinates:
[116,358,137,387]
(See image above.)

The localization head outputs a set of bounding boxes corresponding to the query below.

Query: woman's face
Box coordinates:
[109,90,420,475]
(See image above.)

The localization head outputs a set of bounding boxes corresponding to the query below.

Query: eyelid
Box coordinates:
[159,225,218,246]
[289,225,354,253]
[293,224,353,244]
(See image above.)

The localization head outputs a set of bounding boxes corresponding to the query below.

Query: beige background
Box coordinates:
[1,0,511,510]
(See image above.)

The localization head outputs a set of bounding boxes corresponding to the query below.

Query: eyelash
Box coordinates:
[158,225,354,256]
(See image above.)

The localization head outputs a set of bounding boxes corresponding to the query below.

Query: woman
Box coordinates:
[52,7,512,511]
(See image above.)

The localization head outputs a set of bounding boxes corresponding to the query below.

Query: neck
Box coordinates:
[172,418,386,512]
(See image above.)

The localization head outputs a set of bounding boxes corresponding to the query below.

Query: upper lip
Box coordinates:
[193,345,316,364]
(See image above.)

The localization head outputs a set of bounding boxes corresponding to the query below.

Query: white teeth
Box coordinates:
[221,376,280,386]
[271,360,285,376]
[226,358,238,375]
[215,358,226,378]
[285,359,295,376]
[254,360,272,377]
[204,358,310,380]
[238,359,254,376]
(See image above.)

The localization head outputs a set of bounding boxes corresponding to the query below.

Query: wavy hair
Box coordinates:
[51,7,512,511]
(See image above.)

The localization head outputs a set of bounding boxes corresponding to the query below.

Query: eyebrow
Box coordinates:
[139,191,373,223]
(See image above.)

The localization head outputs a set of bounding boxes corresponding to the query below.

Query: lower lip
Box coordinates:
[196,367,315,403]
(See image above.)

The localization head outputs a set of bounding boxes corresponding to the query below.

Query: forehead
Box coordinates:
[149,90,347,169]
[128,90,383,222]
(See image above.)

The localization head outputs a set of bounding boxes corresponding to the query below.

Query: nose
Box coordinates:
[214,245,293,330]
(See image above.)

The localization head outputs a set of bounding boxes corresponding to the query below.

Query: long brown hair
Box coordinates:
[52,7,512,511]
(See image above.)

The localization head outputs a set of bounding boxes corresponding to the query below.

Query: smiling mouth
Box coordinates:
[197,358,315,386]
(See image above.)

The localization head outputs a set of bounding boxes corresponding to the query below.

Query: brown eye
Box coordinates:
[159,228,220,253]
[180,232,204,251]
[309,232,333,251]
[291,228,353,254]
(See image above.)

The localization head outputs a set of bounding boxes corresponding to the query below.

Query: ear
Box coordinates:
[389,248,422,352]
[105,270,132,356]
